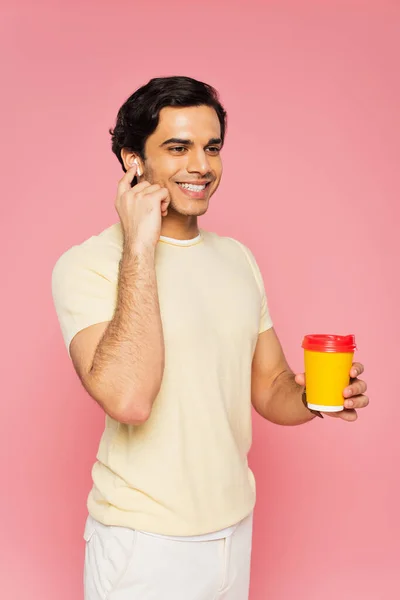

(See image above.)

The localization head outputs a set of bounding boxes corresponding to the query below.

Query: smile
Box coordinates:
[176,182,210,191]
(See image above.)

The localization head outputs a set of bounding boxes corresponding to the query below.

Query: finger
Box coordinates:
[325,409,358,422]
[344,394,369,410]
[129,181,152,194]
[141,184,163,196]
[294,373,305,386]
[118,181,152,202]
[161,199,170,217]
[351,362,364,378]
[148,188,170,203]
[339,409,358,422]
[118,163,137,192]
[343,380,367,398]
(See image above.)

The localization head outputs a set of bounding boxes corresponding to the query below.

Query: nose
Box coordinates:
[186,149,210,176]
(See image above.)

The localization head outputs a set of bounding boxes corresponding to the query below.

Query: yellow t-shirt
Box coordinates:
[51,224,273,536]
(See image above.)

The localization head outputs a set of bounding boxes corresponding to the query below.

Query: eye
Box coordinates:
[207,147,221,154]
[170,146,187,153]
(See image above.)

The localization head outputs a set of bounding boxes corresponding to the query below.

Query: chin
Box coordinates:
[170,199,209,217]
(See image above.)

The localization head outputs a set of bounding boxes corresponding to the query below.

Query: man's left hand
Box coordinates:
[295,362,369,421]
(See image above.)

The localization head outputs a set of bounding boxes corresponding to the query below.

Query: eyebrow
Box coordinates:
[160,137,222,147]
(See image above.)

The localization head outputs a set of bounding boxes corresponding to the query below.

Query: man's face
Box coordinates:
[140,105,223,217]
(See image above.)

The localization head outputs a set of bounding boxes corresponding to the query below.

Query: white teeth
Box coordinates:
[178,183,206,192]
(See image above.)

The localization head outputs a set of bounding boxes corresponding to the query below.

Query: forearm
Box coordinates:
[87,243,165,424]
[257,369,316,426]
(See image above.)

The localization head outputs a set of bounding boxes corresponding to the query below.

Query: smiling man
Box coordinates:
[51,76,369,600]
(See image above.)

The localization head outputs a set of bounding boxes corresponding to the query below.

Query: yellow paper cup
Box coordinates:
[301,334,357,412]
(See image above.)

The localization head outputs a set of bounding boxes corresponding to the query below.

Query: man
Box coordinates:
[52,76,369,600]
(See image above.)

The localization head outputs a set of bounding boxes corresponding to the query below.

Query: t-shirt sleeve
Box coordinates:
[237,243,274,334]
[51,247,118,358]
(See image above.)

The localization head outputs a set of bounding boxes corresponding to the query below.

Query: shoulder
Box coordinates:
[201,230,266,298]
[202,229,259,268]
[201,229,252,256]
[52,222,123,286]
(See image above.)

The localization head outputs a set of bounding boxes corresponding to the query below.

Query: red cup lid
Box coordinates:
[302,334,356,352]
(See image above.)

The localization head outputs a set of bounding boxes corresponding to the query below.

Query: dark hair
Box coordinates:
[109,76,227,183]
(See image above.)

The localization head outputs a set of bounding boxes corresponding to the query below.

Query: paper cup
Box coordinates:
[302,334,357,412]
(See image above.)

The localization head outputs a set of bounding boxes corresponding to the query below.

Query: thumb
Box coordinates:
[295,372,306,387]
[161,193,171,217]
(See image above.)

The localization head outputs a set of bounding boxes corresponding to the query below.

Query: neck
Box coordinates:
[160,212,199,240]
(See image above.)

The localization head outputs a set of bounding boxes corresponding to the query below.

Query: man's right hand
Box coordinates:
[115,162,171,251]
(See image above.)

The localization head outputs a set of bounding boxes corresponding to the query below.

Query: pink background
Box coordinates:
[2,1,399,598]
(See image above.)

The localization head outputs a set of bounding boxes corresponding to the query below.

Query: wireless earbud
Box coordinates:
[132,158,142,176]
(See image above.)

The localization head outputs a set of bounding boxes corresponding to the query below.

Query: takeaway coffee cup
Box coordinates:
[301,334,357,412]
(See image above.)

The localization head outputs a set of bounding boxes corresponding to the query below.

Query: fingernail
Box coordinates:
[345,400,354,408]
[345,387,352,396]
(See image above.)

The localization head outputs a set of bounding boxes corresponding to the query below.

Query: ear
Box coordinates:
[121,149,143,175]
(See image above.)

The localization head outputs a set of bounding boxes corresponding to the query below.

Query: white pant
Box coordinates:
[83,511,253,599]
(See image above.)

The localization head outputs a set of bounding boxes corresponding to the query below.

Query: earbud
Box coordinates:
[132,158,142,176]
